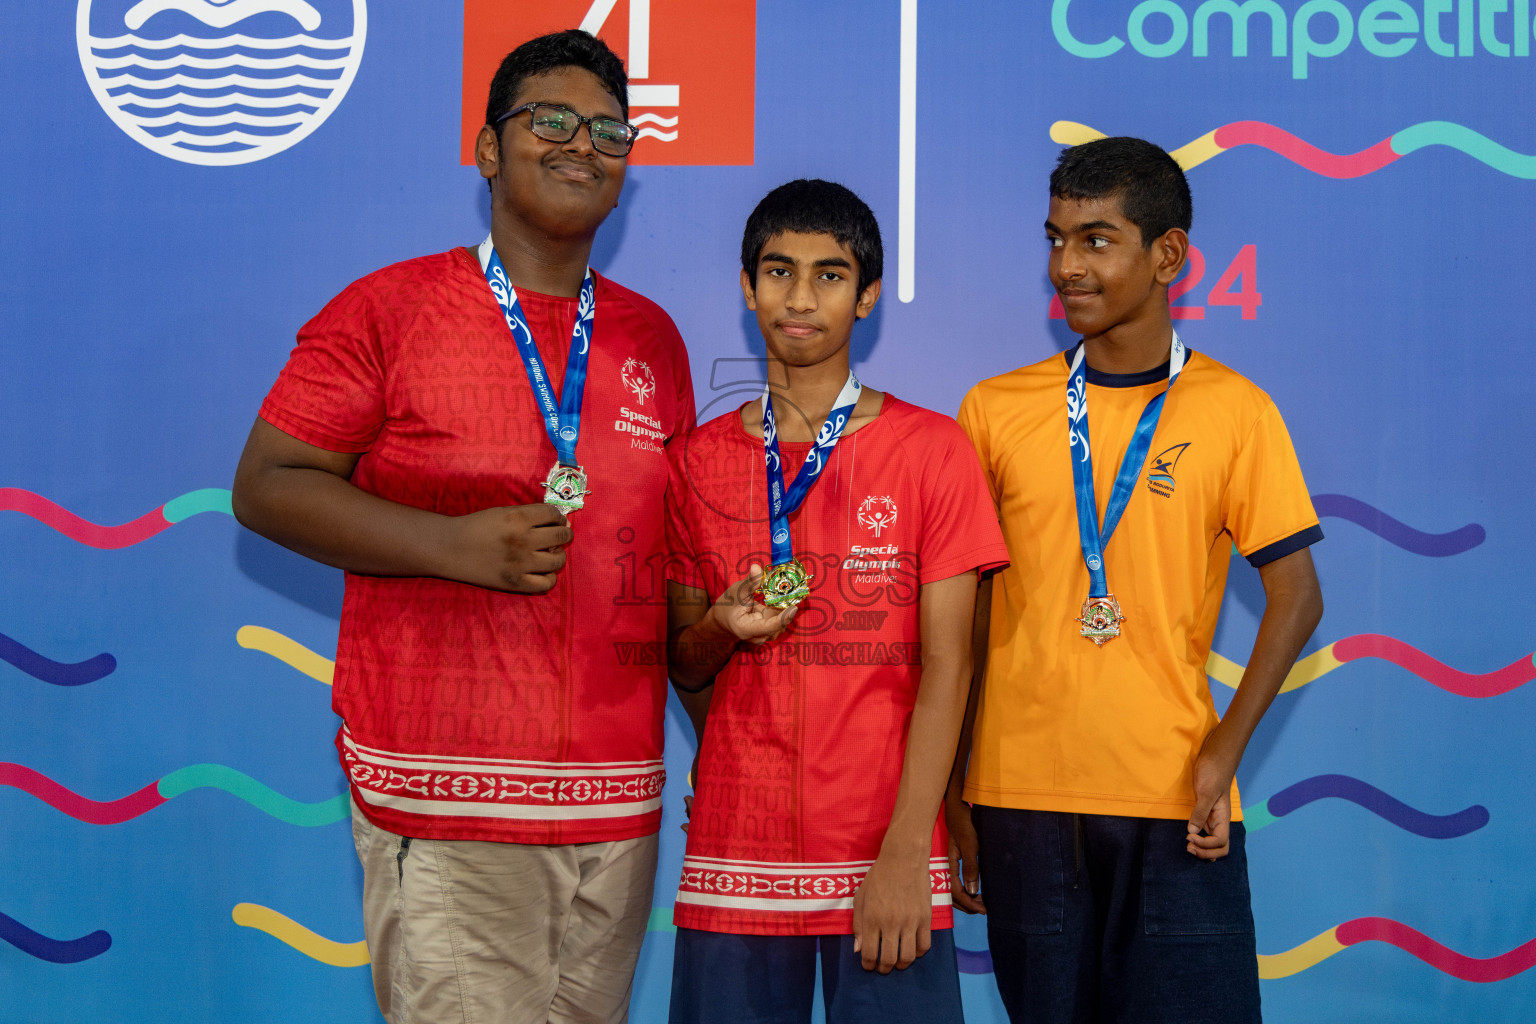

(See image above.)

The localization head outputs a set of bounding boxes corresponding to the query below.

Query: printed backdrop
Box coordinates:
[4,2,1534,1021]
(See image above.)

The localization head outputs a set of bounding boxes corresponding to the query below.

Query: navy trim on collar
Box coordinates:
[1062,343,1194,388]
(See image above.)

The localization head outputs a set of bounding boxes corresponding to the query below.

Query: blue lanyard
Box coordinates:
[478,237,595,467]
[762,372,862,566]
[1067,333,1185,598]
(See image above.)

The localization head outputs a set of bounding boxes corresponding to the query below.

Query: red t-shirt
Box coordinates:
[259,247,695,844]
[666,396,1009,934]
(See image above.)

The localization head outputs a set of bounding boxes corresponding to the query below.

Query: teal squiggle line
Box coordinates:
[162,488,233,524]
[1242,800,1277,833]
[1391,122,1536,179]
[157,764,348,826]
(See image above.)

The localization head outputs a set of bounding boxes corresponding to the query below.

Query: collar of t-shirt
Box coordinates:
[1061,343,1196,388]
[732,393,893,448]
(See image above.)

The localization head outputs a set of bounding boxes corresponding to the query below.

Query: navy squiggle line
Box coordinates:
[957,945,994,974]
[1268,774,1489,839]
[0,632,117,686]
[1312,494,1484,557]
[0,911,112,963]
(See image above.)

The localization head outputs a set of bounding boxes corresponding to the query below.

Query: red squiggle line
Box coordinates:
[1213,122,1400,178]
[0,763,165,824]
[1338,918,1536,983]
[1333,634,1536,698]
[0,489,169,549]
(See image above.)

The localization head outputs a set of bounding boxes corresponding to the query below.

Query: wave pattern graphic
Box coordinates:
[1311,494,1485,556]
[1050,121,1536,179]
[1206,636,1536,698]
[0,487,230,548]
[236,626,335,684]
[0,911,112,964]
[232,903,368,966]
[1243,775,1489,839]
[79,1,366,167]
[0,762,347,826]
[1262,919,1536,981]
[0,632,116,686]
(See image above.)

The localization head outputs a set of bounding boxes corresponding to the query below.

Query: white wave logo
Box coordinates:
[77,0,366,166]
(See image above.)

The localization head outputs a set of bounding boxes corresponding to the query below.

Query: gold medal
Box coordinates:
[1076,594,1125,647]
[757,559,813,608]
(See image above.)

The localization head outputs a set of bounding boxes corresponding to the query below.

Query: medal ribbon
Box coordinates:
[1067,332,1186,598]
[478,236,595,467]
[763,371,862,566]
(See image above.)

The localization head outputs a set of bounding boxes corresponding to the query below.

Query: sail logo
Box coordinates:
[77,0,367,166]
[1147,442,1190,498]
[462,0,754,166]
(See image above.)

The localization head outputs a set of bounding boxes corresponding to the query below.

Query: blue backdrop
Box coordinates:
[4,2,1534,1021]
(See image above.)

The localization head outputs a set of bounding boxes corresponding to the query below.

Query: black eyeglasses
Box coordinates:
[495,102,638,157]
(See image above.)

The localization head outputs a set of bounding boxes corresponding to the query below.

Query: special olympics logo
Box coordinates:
[621,357,656,405]
[77,0,367,166]
[857,495,898,538]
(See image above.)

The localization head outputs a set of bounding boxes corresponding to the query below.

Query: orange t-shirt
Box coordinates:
[957,346,1321,821]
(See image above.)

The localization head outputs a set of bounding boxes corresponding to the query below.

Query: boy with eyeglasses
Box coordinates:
[233,30,693,1024]
[663,179,1009,1023]
[947,137,1323,1023]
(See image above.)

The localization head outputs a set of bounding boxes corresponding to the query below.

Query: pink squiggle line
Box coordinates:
[1213,122,1399,178]
[0,489,169,549]
[1334,635,1536,698]
[0,762,165,824]
[1338,918,1536,983]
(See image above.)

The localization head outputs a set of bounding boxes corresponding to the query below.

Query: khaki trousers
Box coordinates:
[352,800,658,1024]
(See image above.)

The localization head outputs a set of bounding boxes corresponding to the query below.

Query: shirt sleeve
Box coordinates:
[665,434,706,591]
[258,278,388,453]
[956,386,1001,508]
[1223,400,1323,567]
[917,416,1011,585]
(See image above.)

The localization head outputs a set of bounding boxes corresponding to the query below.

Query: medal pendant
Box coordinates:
[1077,594,1125,647]
[542,463,590,512]
[757,559,813,608]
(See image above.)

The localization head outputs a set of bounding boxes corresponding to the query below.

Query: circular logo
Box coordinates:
[856,494,898,538]
[1086,555,1102,571]
[77,0,367,167]
[772,528,789,545]
[559,426,578,442]
[621,357,656,405]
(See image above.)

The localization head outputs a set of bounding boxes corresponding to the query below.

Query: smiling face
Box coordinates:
[1045,193,1186,342]
[742,230,881,369]
[475,66,627,244]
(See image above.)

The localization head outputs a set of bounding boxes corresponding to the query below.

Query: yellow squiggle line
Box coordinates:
[1049,120,1105,147]
[231,903,368,967]
[236,625,335,685]
[1206,645,1344,693]
[1258,928,1346,979]
[1049,121,1225,171]
[1170,130,1224,170]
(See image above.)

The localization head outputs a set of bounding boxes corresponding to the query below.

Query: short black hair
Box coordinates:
[1050,137,1192,246]
[484,29,629,133]
[741,179,883,297]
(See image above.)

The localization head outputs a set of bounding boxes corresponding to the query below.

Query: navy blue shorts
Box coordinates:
[973,807,1260,1024]
[667,927,965,1024]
